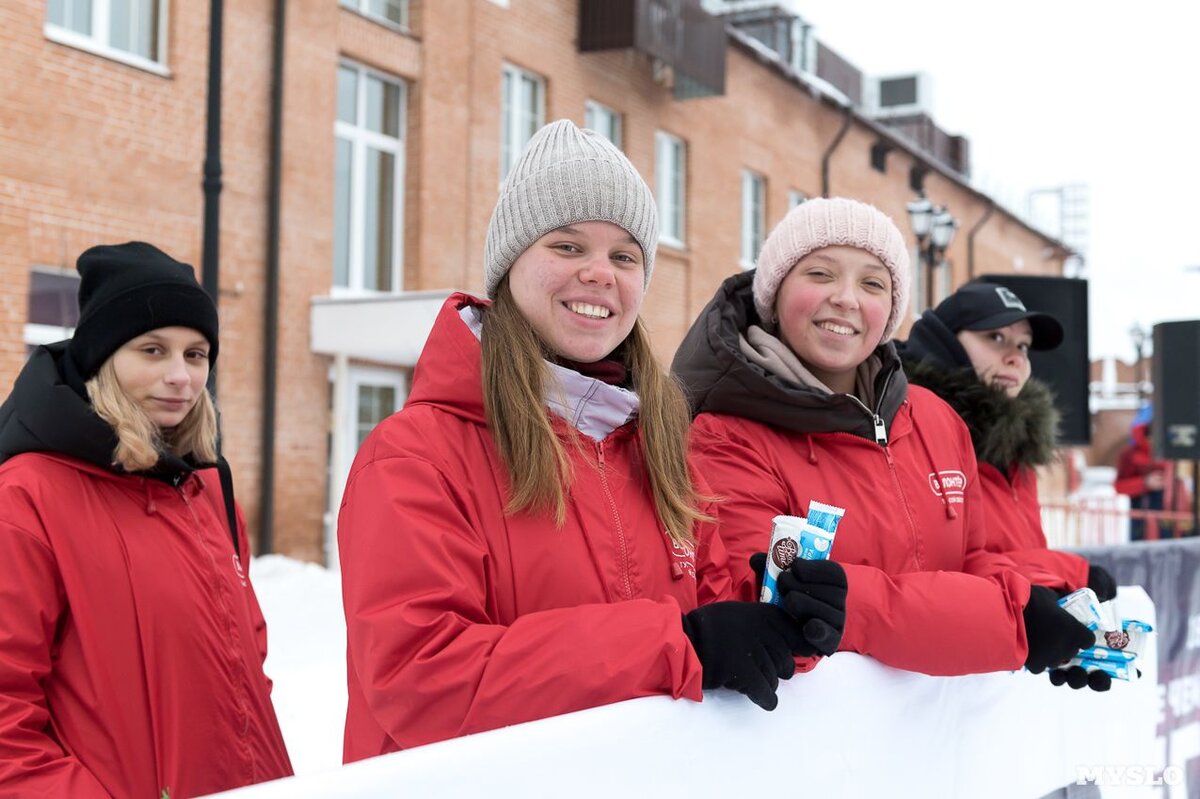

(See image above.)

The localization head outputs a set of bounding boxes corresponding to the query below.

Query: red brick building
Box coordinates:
[0,0,1070,562]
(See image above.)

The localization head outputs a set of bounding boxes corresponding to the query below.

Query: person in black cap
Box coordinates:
[0,242,292,796]
[899,280,1117,692]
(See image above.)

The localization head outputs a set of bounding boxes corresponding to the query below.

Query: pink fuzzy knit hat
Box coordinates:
[753,197,911,342]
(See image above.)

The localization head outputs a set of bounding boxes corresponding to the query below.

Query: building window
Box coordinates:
[356,383,397,448]
[788,189,808,210]
[655,131,686,246]
[334,62,406,294]
[25,268,81,356]
[500,63,545,180]
[741,170,766,267]
[326,364,407,567]
[340,0,408,29]
[584,100,622,149]
[46,0,167,68]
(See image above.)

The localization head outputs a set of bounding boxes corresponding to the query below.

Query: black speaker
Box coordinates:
[977,274,1090,446]
[1152,320,1200,460]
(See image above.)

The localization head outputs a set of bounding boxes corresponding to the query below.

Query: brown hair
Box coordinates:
[481,279,706,544]
[86,359,219,471]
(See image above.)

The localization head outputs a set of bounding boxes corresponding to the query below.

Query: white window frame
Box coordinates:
[788,189,808,210]
[655,131,686,248]
[584,100,622,149]
[500,63,546,181]
[44,0,170,76]
[325,363,407,569]
[339,0,409,31]
[741,169,766,268]
[334,60,407,296]
[346,367,406,466]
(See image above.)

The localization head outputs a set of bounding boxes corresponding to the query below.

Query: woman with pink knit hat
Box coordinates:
[672,197,1094,677]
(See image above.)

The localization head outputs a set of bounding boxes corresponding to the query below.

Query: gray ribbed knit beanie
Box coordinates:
[484,119,658,298]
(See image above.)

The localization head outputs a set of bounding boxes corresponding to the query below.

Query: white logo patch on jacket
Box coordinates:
[668,538,697,580]
[928,470,967,503]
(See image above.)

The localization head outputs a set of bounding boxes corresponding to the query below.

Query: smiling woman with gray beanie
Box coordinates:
[672,196,1095,683]
[338,120,820,757]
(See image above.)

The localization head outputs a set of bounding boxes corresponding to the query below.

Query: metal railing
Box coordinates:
[1042,495,1196,548]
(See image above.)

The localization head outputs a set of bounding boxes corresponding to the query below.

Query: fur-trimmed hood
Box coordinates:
[899,350,1060,471]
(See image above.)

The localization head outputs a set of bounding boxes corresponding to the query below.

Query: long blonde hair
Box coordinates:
[86,359,219,472]
[481,279,706,545]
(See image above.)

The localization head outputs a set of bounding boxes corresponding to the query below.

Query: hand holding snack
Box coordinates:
[778,560,847,656]
[681,601,817,711]
[1023,586,1095,673]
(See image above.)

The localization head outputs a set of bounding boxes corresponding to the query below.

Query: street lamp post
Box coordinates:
[1129,322,1147,401]
[906,196,959,311]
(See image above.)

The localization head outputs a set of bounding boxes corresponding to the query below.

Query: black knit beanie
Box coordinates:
[67,242,219,379]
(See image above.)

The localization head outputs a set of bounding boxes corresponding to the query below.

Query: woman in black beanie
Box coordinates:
[0,242,292,797]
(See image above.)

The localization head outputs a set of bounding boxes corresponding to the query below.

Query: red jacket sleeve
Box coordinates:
[0,521,112,798]
[691,417,1031,676]
[339,455,705,750]
[688,468,737,608]
[1001,548,1090,593]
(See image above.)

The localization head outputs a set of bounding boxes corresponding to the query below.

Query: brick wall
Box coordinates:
[1,0,1069,561]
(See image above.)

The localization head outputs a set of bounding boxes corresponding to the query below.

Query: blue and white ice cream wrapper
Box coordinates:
[799,500,844,561]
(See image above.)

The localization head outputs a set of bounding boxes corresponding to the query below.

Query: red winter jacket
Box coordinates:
[0,455,292,798]
[977,463,1088,592]
[339,294,733,759]
[899,311,1090,592]
[672,272,1032,676]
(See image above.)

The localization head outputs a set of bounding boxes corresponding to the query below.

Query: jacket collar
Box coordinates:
[406,294,638,441]
[901,352,1060,470]
[671,270,907,442]
[0,341,203,484]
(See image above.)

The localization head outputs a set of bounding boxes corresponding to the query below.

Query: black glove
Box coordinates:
[1023,585,1095,673]
[681,601,815,711]
[776,559,848,656]
[1049,665,1112,692]
[749,552,767,596]
[1087,565,1117,602]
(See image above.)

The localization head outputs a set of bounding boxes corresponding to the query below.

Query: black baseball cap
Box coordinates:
[932,282,1064,351]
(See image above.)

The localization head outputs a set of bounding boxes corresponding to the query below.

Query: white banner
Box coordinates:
[211,587,1160,799]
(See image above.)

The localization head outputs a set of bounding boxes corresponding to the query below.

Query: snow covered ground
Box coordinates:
[252,555,347,776]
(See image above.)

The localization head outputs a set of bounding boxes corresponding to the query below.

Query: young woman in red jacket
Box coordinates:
[0,243,292,797]
[337,120,828,759]
[672,197,1093,680]
[899,282,1118,690]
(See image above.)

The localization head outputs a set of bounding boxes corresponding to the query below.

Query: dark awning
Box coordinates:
[578,0,726,99]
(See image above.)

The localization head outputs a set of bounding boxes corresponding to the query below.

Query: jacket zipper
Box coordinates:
[596,441,633,601]
[841,369,922,563]
[178,483,256,755]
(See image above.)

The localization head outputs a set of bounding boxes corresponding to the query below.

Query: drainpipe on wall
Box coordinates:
[820,106,854,198]
[201,0,224,396]
[258,0,287,556]
[966,200,995,280]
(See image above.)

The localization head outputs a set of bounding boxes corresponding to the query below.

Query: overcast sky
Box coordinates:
[789,1,1200,360]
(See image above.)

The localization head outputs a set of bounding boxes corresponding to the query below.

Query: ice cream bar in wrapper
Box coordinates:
[1072,656,1134,681]
[799,501,844,561]
[1057,588,1107,632]
[760,516,805,605]
[1070,619,1154,678]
